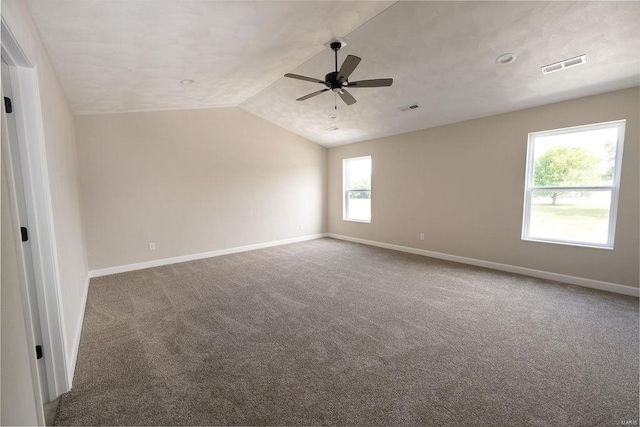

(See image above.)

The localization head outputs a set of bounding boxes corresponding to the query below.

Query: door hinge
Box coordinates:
[36,345,43,360]
[20,226,28,242]
[4,97,12,114]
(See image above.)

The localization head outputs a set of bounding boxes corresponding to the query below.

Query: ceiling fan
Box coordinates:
[284,41,393,106]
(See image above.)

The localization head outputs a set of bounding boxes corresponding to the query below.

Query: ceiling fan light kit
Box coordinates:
[284,41,393,106]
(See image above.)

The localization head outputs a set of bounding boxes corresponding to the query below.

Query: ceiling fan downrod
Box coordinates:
[331,41,342,72]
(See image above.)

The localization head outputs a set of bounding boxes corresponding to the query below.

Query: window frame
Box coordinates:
[522,120,626,249]
[343,155,372,223]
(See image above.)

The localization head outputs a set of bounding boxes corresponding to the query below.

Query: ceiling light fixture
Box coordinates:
[541,54,587,75]
[495,53,517,65]
[180,79,195,85]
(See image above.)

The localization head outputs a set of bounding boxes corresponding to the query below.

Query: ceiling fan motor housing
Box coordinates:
[325,71,345,90]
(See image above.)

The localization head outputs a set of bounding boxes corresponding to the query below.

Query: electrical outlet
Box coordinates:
[149,242,156,251]
[419,233,425,241]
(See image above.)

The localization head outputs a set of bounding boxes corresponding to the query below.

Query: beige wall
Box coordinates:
[2,0,89,400]
[328,87,639,288]
[76,107,326,270]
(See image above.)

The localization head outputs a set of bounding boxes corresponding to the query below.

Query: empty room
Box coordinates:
[1,1,639,426]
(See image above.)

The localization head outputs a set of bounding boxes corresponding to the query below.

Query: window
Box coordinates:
[343,156,371,222]
[522,120,625,248]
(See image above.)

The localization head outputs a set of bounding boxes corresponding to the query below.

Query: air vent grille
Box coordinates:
[542,55,586,75]
[542,64,563,74]
[399,104,420,112]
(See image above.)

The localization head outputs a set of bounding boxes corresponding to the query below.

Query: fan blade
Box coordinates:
[348,78,393,87]
[338,89,357,106]
[337,55,361,82]
[284,73,326,85]
[296,88,329,101]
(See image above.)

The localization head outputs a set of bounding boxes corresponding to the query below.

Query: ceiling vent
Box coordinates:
[399,104,420,112]
[541,55,587,75]
[326,126,339,132]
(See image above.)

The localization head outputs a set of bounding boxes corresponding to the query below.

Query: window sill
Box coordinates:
[521,236,613,250]
[343,218,371,224]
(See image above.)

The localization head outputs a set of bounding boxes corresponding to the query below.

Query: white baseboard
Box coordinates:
[89,233,328,279]
[67,275,90,388]
[87,231,638,295]
[327,233,639,297]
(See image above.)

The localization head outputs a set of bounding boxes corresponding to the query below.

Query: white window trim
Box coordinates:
[343,155,372,223]
[522,120,626,249]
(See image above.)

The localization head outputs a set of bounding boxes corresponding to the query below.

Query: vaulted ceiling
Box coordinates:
[27,1,640,147]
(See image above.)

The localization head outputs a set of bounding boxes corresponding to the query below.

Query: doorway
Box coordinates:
[1,15,71,418]
[2,57,51,402]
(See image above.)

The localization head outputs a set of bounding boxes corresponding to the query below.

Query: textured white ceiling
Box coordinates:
[242,1,640,147]
[27,1,640,147]
[26,1,393,113]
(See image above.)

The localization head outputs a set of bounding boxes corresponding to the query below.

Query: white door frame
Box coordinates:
[1,16,70,400]
[3,58,52,415]
[3,68,46,426]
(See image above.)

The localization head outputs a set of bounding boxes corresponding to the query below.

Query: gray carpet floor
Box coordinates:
[55,238,639,426]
